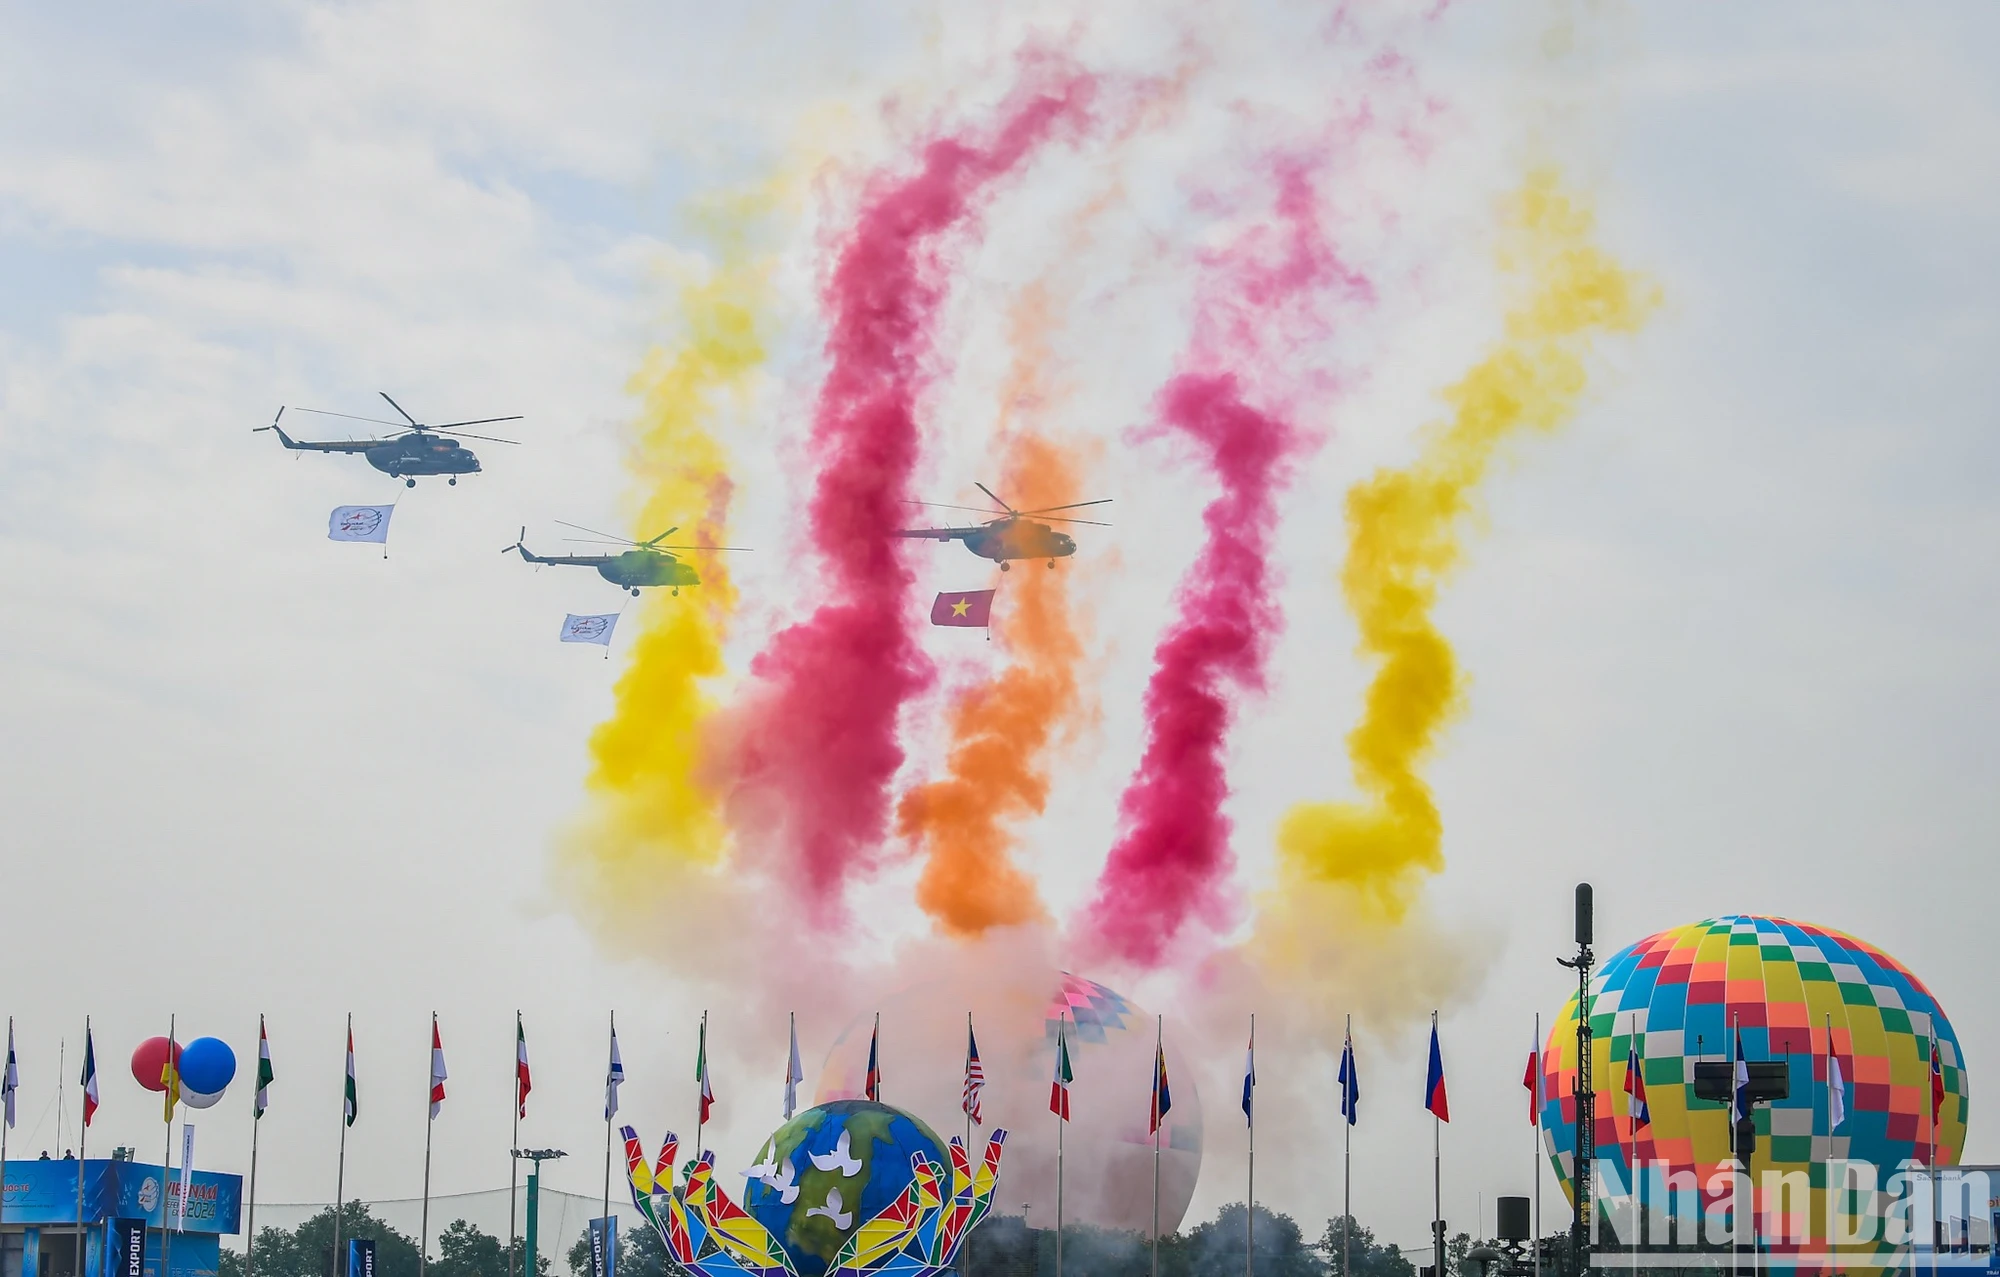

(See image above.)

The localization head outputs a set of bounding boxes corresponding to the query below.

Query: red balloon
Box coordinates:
[130,1036,182,1092]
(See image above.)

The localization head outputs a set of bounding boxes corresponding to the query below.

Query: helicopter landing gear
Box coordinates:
[448,477,457,485]
[405,478,417,488]
[1000,561,1011,572]
[1047,559,1056,569]
[672,587,680,596]
[630,587,641,597]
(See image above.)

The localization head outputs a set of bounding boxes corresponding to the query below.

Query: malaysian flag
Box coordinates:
[962,1022,985,1126]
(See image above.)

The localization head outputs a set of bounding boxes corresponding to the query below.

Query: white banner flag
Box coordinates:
[561,613,619,646]
[328,504,394,543]
[177,1123,195,1230]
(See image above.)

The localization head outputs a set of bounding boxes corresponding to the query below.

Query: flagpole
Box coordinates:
[510,1010,522,1277]
[1,1017,12,1235]
[874,1012,882,1102]
[334,1013,349,1275]
[961,1012,972,1277]
[247,1015,264,1277]
[1342,1015,1353,1277]
[75,1016,91,1266]
[1825,1013,1839,1277]
[161,1013,175,1277]
[1628,1012,1638,1270]
[1432,1011,1443,1277]
[1246,1013,1254,1277]
[421,1013,437,1277]
[1928,1031,1939,1277]
[696,1011,707,1163]
[1056,1012,1067,1277]
[1151,1014,1162,1277]
[1532,1012,1542,1277]
[601,1012,615,1258]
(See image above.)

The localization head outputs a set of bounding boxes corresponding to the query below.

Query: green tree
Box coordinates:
[1316,1216,1416,1277]
[1188,1204,1323,1277]
[225,1204,420,1277]
[565,1225,664,1277]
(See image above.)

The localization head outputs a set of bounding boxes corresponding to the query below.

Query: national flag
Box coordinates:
[929,590,995,628]
[1240,1026,1255,1127]
[1049,1021,1073,1122]
[1149,1040,1173,1135]
[560,613,620,646]
[515,1014,532,1120]
[1338,1031,1359,1127]
[963,1024,985,1127]
[1827,1051,1847,1132]
[605,1025,625,1122]
[864,1021,881,1103]
[1731,1029,1748,1127]
[784,1015,803,1122]
[1930,1036,1946,1126]
[1624,1038,1650,1130]
[696,1019,713,1126]
[343,1024,358,1127]
[1522,1030,1539,1126]
[428,1017,448,1120]
[162,1027,181,1121]
[254,1017,274,1120]
[1424,1020,1449,1122]
[80,1024,99,1128]
[327,504,394,544]
[3,1019,18,1130]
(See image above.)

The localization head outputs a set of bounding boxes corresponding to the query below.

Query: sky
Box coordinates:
[1,0,1997,1258]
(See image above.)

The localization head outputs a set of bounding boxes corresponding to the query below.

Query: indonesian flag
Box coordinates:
[429,1017,448,1119]
[1523,1030,1539,1126]
[696,1018,713,1126]
[344,1023,358,1127]
[255,1017,274,1120]
[515,1015,532,1119]
[962,1024,985,1127]
[1049,1020,1073,1121]
[80,1022,99,1128]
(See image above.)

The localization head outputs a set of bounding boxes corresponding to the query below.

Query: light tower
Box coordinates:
[1556,884,1594,1277]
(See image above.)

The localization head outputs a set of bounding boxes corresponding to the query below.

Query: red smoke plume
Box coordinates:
[717,65,1093,921]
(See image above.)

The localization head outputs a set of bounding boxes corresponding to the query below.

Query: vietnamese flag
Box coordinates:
[930,590,995,627]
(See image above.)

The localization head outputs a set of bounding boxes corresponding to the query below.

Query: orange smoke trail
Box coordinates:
[896,284,1089,935]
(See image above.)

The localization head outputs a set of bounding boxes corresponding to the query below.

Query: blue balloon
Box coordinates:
[178,1037,237,1096]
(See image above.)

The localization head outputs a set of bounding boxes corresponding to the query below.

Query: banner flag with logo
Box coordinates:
[347,1238,377,1277]
[328,505,395,544]
[561,614,620,646]
[588,1215,618,1277]
[176,1124,195,1230]
[112,1218,146,1277]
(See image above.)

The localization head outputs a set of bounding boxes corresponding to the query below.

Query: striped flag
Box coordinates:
[1523,1028,1539,1125]
[962,1024,985,1127]
[605,1023,624,1122]
[1338,1030,1359,1126]
[1624,1037,1650,1129]
[864,1021,881,1103]
[784,1015,804,1122]
[1424,1018,1449,1122]
[1149,1040,1173,1135]
[428,1017,448,1119]
[1240,1024,1255,1127]
[1930,1036,1946,1129]
[254,1017,273,1119]
[3,1019,17,1129]
[515,1015,532,1119]
[1048,1020,1073,1121]
[343,1023,358,1127]
[80,1023,99,1128]
[696,1018,713,1126]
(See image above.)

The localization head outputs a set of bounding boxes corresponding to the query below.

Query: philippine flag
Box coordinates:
[1625,1039,1650,1129]
[1424,1019,1449,1122]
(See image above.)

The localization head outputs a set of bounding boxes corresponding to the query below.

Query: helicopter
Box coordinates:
[894,483,1111,569]
[254,393,522,487]
[503,522,750,596]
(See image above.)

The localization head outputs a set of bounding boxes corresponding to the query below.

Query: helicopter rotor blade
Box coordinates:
[639,527,681,547]
[430,429,521,445]
[379,392,422,428]
[291,407,404,429]
[561,537,634,547]
[1015,498,1114,516]
[902,499,1010,517]
[651,544,753,553]
[1033,515,1111,527]
[554,519,638,545]
[973,482,1016,514]
[432,416,525,430]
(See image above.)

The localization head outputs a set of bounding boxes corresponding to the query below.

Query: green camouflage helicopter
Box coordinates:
[504,522,748,595]
[894,483,1111,569]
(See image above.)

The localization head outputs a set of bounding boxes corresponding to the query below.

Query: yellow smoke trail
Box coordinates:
[559,211,769,929]
[1272,170,1657,918]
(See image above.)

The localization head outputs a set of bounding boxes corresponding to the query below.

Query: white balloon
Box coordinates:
[181,1087,225,1110]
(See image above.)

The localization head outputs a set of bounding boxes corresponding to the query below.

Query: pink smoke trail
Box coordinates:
[717,63,1093,921]
[1077,159,1369,968]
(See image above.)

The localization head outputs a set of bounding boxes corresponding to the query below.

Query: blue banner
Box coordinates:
[112,1218,147,1277]
[347,1238,376,1277]
[588,1216,616,1277]
[0,1160,240,1234]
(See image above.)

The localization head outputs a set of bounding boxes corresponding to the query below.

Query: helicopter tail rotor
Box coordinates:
[502,526,526,555]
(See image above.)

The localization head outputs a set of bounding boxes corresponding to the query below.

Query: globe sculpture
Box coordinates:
[619,1100,1006,1277]
[1539,915,1968,1253]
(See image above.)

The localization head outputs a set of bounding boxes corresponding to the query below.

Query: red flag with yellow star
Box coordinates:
[930,590,995,627]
